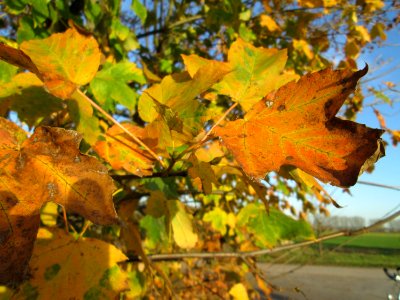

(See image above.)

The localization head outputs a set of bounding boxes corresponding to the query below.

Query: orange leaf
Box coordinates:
[215,66,384,187]
[94,123,157,177]
[0,118,117,285]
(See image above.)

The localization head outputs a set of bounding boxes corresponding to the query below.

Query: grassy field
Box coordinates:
[322,232,400,250]
[260,232,400,268]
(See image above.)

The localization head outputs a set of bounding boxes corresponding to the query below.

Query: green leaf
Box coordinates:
[203,207,229,235]
[125,270,145,298]
[217,38,298,110]
[131,0,147,25]
[138,62,230,137]
[90,61,145,112]
[140,215,168,250]
[0,60,18,83]
[167,200,198,249]
[237,204,314,248]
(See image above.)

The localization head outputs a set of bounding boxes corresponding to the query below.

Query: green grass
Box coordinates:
[259,232,400,268]
[322,232,400,250]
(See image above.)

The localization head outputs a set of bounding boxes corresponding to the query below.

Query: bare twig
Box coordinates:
[357,180,400,191]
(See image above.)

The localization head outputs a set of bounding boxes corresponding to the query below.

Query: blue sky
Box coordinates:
[323,28,400,222]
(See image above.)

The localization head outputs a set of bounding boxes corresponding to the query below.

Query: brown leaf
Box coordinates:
[215,66,384,187]
[0,118,117,285]
[0,42,39,76]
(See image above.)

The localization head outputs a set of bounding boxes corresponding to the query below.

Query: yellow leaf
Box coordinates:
[355,25,371,43]
[167,200,198,249]
[293,39,314,59]
[229,283,249,300]
[20,28,100,99]
[214,38,298,111]
[14,229,128,300]
[260,15,280,32]
[40,202,59,227]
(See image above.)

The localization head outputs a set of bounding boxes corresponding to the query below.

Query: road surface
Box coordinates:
[259,264,397,300]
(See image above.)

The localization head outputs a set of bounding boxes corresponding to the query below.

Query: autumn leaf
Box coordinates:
[0,118,117,285]
[0,73,63,127]
[138,61,231,135]
[14,228,128,299]
[167,200,198,249]
[236,204,314,248]
[215,66,384,187]
[0,28,100,99]
[93,123,156,177]
[90,61,145,112]
[183,38,298,111]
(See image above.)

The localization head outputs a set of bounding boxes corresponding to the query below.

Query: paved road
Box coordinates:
[259,264,397,300]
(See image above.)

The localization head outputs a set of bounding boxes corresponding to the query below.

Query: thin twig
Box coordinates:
[124,209,400,263]
[62,206,69,233]
[77,89,165,168]
[357,180,400,191]
[78,221,91,239]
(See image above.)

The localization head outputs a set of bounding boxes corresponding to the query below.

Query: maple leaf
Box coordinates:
[214,67,384,187]
[0,28,100,99]
[93,123,157,177]
[182,38,298,111]
[14,228,128,299]
[0,118,117,285]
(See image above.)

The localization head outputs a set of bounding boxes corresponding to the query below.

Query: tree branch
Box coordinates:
[124,209,400,263]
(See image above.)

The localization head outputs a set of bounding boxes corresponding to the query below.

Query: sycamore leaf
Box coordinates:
[0,73,63,127]
[0,118,117,285]
[93,123,156,177]
[0,28,100,99]
[237,204,314,248]
[183,38,298,111]
[14,229,128,299]
[90,61,145,112]
[215,67,384,187]
[131,0,147,25]
[138,62,230,135]
[0,60,18,83]
[203,207,229,235]
[167,200,198,249]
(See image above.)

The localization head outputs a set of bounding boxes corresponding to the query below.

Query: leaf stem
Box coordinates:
[77,89,166,168]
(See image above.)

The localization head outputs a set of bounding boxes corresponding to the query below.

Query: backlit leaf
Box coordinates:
[138,62,230,130]
[19,28,100,99]
[215,67,384,187]
[203,207,229,235]
[0,118,117,285]
[93,123,156,177]
[90,61,145,111]
[131,0,147,25]
[183,39,298,111]
[237,204,314,248]
[167,200,198,249]
[14,228,128,299]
